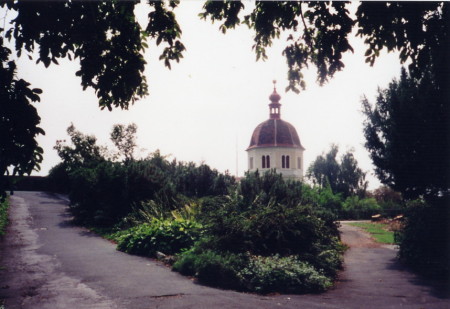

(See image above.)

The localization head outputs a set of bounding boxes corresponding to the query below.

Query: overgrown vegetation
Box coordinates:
[0,197,8,236]
[47,124,355,293]
[395,198,450,280]
[349,222,395,245]
[51,123,426,293]
[170,184,344,292]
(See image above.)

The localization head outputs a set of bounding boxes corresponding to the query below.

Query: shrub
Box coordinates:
[47,163,71,193]
[396,197,450,280]
[172,188,344,293]
[116,218,203,257]
[200,194,342,262]
[173,248,244,289]
[341,196,381,219]
[238,255,332,293]
[173,249,334,294]
[239,170,305,207]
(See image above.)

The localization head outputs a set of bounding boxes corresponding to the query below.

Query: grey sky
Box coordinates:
[8,1,403,189]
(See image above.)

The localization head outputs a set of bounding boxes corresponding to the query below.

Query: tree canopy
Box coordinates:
[2,1,447,106]
[307,145,367,198]
[110,123,138,163]
[362,67,449,200]
[0,36,44,200]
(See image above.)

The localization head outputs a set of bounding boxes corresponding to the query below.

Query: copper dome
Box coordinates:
[247,81,304,151]
[247,118,304,150]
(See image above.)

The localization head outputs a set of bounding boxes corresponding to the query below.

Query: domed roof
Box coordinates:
[247,82,304,150]
[247,118,304,150]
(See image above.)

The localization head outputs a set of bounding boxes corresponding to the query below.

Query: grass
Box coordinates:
[349,222,395,244]
[0,197,9,236]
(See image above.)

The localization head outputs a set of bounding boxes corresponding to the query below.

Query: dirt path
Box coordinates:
[0,192,448,308]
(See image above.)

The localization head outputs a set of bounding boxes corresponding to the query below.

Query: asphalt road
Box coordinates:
[0,191,448,308]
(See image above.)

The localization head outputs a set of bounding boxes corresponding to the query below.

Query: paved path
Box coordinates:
[0,192,448,308]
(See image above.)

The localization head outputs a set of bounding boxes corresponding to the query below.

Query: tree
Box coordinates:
[368,186,402,210]
[2,1,447,104]
[200,1,448,91]
[362,68,449,200]
[110,123,138,163]
[0,36,44,200]
[362,65,449,279]
[54,124,106,172]
[307,145,367,198]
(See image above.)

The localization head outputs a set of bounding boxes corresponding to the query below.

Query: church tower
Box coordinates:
[246,82,305,180]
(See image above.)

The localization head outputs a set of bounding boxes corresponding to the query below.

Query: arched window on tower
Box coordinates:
[286,155,290,168]
[282,155,286,168]
[262,155,266,169]
[297,157,302,169]
[249,157,254,170]
[266,155,270,168]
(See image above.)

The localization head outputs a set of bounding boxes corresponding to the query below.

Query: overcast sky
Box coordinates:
[8,1,403,189]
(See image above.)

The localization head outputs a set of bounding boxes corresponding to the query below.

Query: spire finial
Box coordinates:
[269,80,281,119]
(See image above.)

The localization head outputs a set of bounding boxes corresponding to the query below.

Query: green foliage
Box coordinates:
[307,145,367,198]
[0,36,44,200]
[50,125,234,226]
[173,248,244,289]
[47,163,71,193]
[201,194,341,261]
[239,169,304,207]
[0,197,9,236]
[116,218,203,257]
[349,222,395,245]
[395,197,450,280]
[367,186,404,216]
[53,124,106,172]
[173,249,334,294]
[172,161,235,198]
[171,171,345,293]
[341,196,381,220]
[239,255,332,294]
[110,123,137,163]
[310,185,343,219]
[361,22,448,279]
[3,1,148,110]
[356,2,448,80]
[3,2,445,104]
[362,68,449,199]
[2,2,447,202]
[201,2,448,92]
[202,1,354,92]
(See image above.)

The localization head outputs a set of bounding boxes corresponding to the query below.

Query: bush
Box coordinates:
[238,255,332,293]
[173,248,244,289]
[396,197,450,280]
[47,163,71,193]
[173,249,333,293]
[341,196,381,219]
[200,194,342,264]
[171,186,344,293]
[116,218,203,257]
